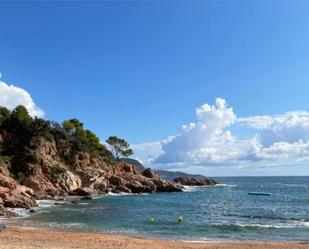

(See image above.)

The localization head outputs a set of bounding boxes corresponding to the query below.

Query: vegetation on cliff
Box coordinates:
[0,105,117,169]
[0,105,187,217]
[106,136,133,160]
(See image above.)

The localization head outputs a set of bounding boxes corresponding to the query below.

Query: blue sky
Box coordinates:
[1,1,309,175]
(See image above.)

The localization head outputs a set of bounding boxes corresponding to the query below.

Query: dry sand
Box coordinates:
[0,225,308,249]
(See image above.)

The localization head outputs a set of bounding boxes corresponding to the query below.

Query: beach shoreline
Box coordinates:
[0,223,308,249]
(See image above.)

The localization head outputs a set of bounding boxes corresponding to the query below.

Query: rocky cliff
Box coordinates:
[0,134,186,216]
[0,106,217,217]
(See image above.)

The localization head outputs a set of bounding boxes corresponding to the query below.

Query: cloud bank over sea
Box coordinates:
[133,98,309,173]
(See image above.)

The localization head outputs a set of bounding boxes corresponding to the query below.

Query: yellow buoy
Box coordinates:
[177,216,183,222]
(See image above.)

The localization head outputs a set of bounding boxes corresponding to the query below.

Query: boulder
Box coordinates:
[92,178,109,193]
[69,187,98,197]
[0,205,17,217]
[22,176,60,198]
[0,175,38,209]
[0,188,37,209]
[112,186,131,193]
[122,164,137,174]
[58,171,82,191]
[0,197,17,217]
[109,175,125,186]
[125,181,153,193]
[173,176,218,186]
[156,183,183,192]
[139,179,156,190]
[142,168,156,179]
[112,162,139,175]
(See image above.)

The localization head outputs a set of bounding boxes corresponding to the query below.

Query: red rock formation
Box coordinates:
[173,176,218,186]
[0,135,184,216]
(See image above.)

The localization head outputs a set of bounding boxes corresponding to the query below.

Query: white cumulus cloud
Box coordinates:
[156,98,240,164]
[259,141,309,161]
[132,98,309,172]
[238,111,309,150]
[0,80,44,117]
[131,141,163,166]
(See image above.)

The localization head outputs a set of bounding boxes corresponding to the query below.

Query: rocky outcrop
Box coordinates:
[0,197,17,217]
[0,170,37,211]
[69,187,98,197]
[0,129,219,217]
[108,167,183,193]
[173,176,218,186]
[142,168,156,178]
[0,135,187,216]
[58,171,82,192]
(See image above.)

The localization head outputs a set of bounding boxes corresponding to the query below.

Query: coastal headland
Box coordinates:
[0,106,216,216]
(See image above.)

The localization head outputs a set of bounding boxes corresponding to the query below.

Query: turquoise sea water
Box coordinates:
[11,176,309,242]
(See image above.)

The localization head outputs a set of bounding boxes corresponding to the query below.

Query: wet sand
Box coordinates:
[0,225,308,249]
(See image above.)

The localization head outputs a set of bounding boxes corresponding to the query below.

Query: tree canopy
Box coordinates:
[106,136,133,160]
[0,105,118,164]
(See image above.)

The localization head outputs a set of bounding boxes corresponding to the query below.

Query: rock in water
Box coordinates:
[173,176,218,186]
[69,187,98,197]
[80,196,92,200]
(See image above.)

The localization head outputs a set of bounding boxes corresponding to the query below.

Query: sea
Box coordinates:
[5,176,309,242]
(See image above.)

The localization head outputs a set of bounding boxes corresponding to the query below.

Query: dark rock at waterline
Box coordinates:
[125,181,154,193]
[156,184,183,192]
[54,197,66,201]
[0,204,17,217]
[81,196,93,200]
[69,187,98,197]
[54,202,65,206]
[29,208,36,213]
[173,176,218,186]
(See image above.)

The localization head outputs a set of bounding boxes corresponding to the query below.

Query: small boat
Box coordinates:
[248,192,270,196]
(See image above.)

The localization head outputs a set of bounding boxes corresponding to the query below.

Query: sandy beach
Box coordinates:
[0,225,308,249]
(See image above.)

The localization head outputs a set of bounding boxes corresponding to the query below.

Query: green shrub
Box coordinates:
[51,166,66,181]
[25,154,38,164]
[90,151,99,158]
[0,155,11,162]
